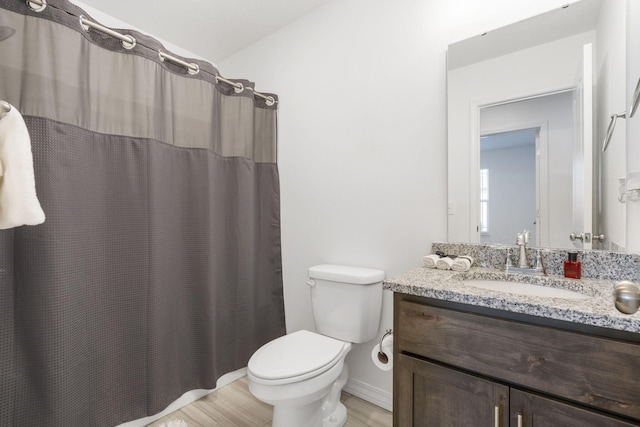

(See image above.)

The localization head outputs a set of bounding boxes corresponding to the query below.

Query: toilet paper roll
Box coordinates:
[371,334,393,371]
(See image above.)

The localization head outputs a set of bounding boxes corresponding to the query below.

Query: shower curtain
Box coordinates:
[0,1,285,426]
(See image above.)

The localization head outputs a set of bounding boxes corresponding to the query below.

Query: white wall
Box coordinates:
[596,0,627,251]
[220,0,574,409]
[626,0,640,254]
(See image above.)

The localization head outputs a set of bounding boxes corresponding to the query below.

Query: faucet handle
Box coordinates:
[505,248,514,269]
[516,230,529,246]
[533,249,546,274]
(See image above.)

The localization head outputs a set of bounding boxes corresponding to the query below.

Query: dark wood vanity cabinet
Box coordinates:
[397,353,509,426]
[393,294,640,426]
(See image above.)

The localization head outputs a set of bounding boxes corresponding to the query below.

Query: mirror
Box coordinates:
[447,0,628,252]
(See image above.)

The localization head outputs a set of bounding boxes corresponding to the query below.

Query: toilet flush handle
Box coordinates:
[305,279,316,288]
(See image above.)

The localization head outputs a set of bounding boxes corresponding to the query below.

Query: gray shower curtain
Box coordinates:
[0,1,285,426]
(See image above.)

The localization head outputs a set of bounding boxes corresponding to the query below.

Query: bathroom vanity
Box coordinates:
[386,266,640,427]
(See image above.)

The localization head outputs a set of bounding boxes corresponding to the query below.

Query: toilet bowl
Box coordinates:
[248,330,352,427]
[247,264,385,427]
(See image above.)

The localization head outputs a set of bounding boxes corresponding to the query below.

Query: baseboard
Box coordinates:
[344,377,393,412]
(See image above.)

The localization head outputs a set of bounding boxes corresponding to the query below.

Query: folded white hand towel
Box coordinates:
[0,105,45,229]
[423,254,440,268]
[451,256,474,272]
[436,257,454,270]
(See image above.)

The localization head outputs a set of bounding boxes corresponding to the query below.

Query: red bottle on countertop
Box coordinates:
[564,251,581,279]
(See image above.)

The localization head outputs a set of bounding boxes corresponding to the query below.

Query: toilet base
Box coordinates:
[321,363,349,427]
[259,362,350,427]
[270,387,347,427]
[322,402,347,427]
[272,400,324,427]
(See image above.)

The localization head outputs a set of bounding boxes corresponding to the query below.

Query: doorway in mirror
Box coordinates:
[479,91,574,248]
[480,128,538,246]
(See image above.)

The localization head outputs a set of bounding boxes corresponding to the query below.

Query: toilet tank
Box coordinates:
[307,264,385,343]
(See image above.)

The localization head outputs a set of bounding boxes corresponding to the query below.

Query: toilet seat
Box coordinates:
[248,330,349,385]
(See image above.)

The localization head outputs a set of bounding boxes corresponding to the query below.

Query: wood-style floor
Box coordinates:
[146,376,392,427]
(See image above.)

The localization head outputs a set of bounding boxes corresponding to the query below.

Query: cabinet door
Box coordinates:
[511,389,639,427]
[396,354,509,427]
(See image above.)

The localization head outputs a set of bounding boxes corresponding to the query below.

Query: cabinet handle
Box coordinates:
[517,413,523,427]
[494,405,500,427]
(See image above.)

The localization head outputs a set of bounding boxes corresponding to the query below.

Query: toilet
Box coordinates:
[247,264,385,427]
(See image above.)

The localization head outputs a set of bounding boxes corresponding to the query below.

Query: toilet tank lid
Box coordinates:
[308,264,385,285]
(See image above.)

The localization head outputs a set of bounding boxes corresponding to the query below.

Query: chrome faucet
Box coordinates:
[516,230,529,268]
[505,230,545,275]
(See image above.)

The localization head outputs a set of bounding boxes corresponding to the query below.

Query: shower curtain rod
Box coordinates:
[25,0,277,106]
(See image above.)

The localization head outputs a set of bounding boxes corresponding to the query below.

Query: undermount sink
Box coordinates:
[464,280,590,300]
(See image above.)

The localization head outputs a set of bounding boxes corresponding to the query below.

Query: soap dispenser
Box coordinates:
[564,251,581,279]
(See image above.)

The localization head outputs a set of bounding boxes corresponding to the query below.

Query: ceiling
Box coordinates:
[76,0,335,63]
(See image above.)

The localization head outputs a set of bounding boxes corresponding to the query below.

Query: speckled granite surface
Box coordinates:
[384,266,640,334]
[432,242,639,281]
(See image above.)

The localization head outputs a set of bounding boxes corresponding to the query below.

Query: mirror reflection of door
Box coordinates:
[480,129,538,246]
[479,91,574,248]
[571,43,593,250]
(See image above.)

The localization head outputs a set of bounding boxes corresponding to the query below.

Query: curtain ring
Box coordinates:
[121,36,136,50]
[26,0,47,12]
[78,15,136,50]
[215,75,245,94]
[79,15,90,32]
[265,96,276,107]
[188,63,200,76]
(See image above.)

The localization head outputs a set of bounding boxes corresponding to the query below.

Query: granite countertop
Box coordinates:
[384,266,640,334]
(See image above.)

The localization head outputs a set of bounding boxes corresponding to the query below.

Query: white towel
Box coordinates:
[423,254,440,268]
[436,257,454,270]
[451,256,474,272]
[0,105,45,229]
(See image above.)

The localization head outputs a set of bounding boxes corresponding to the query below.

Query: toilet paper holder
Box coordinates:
[377,328,393,364]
